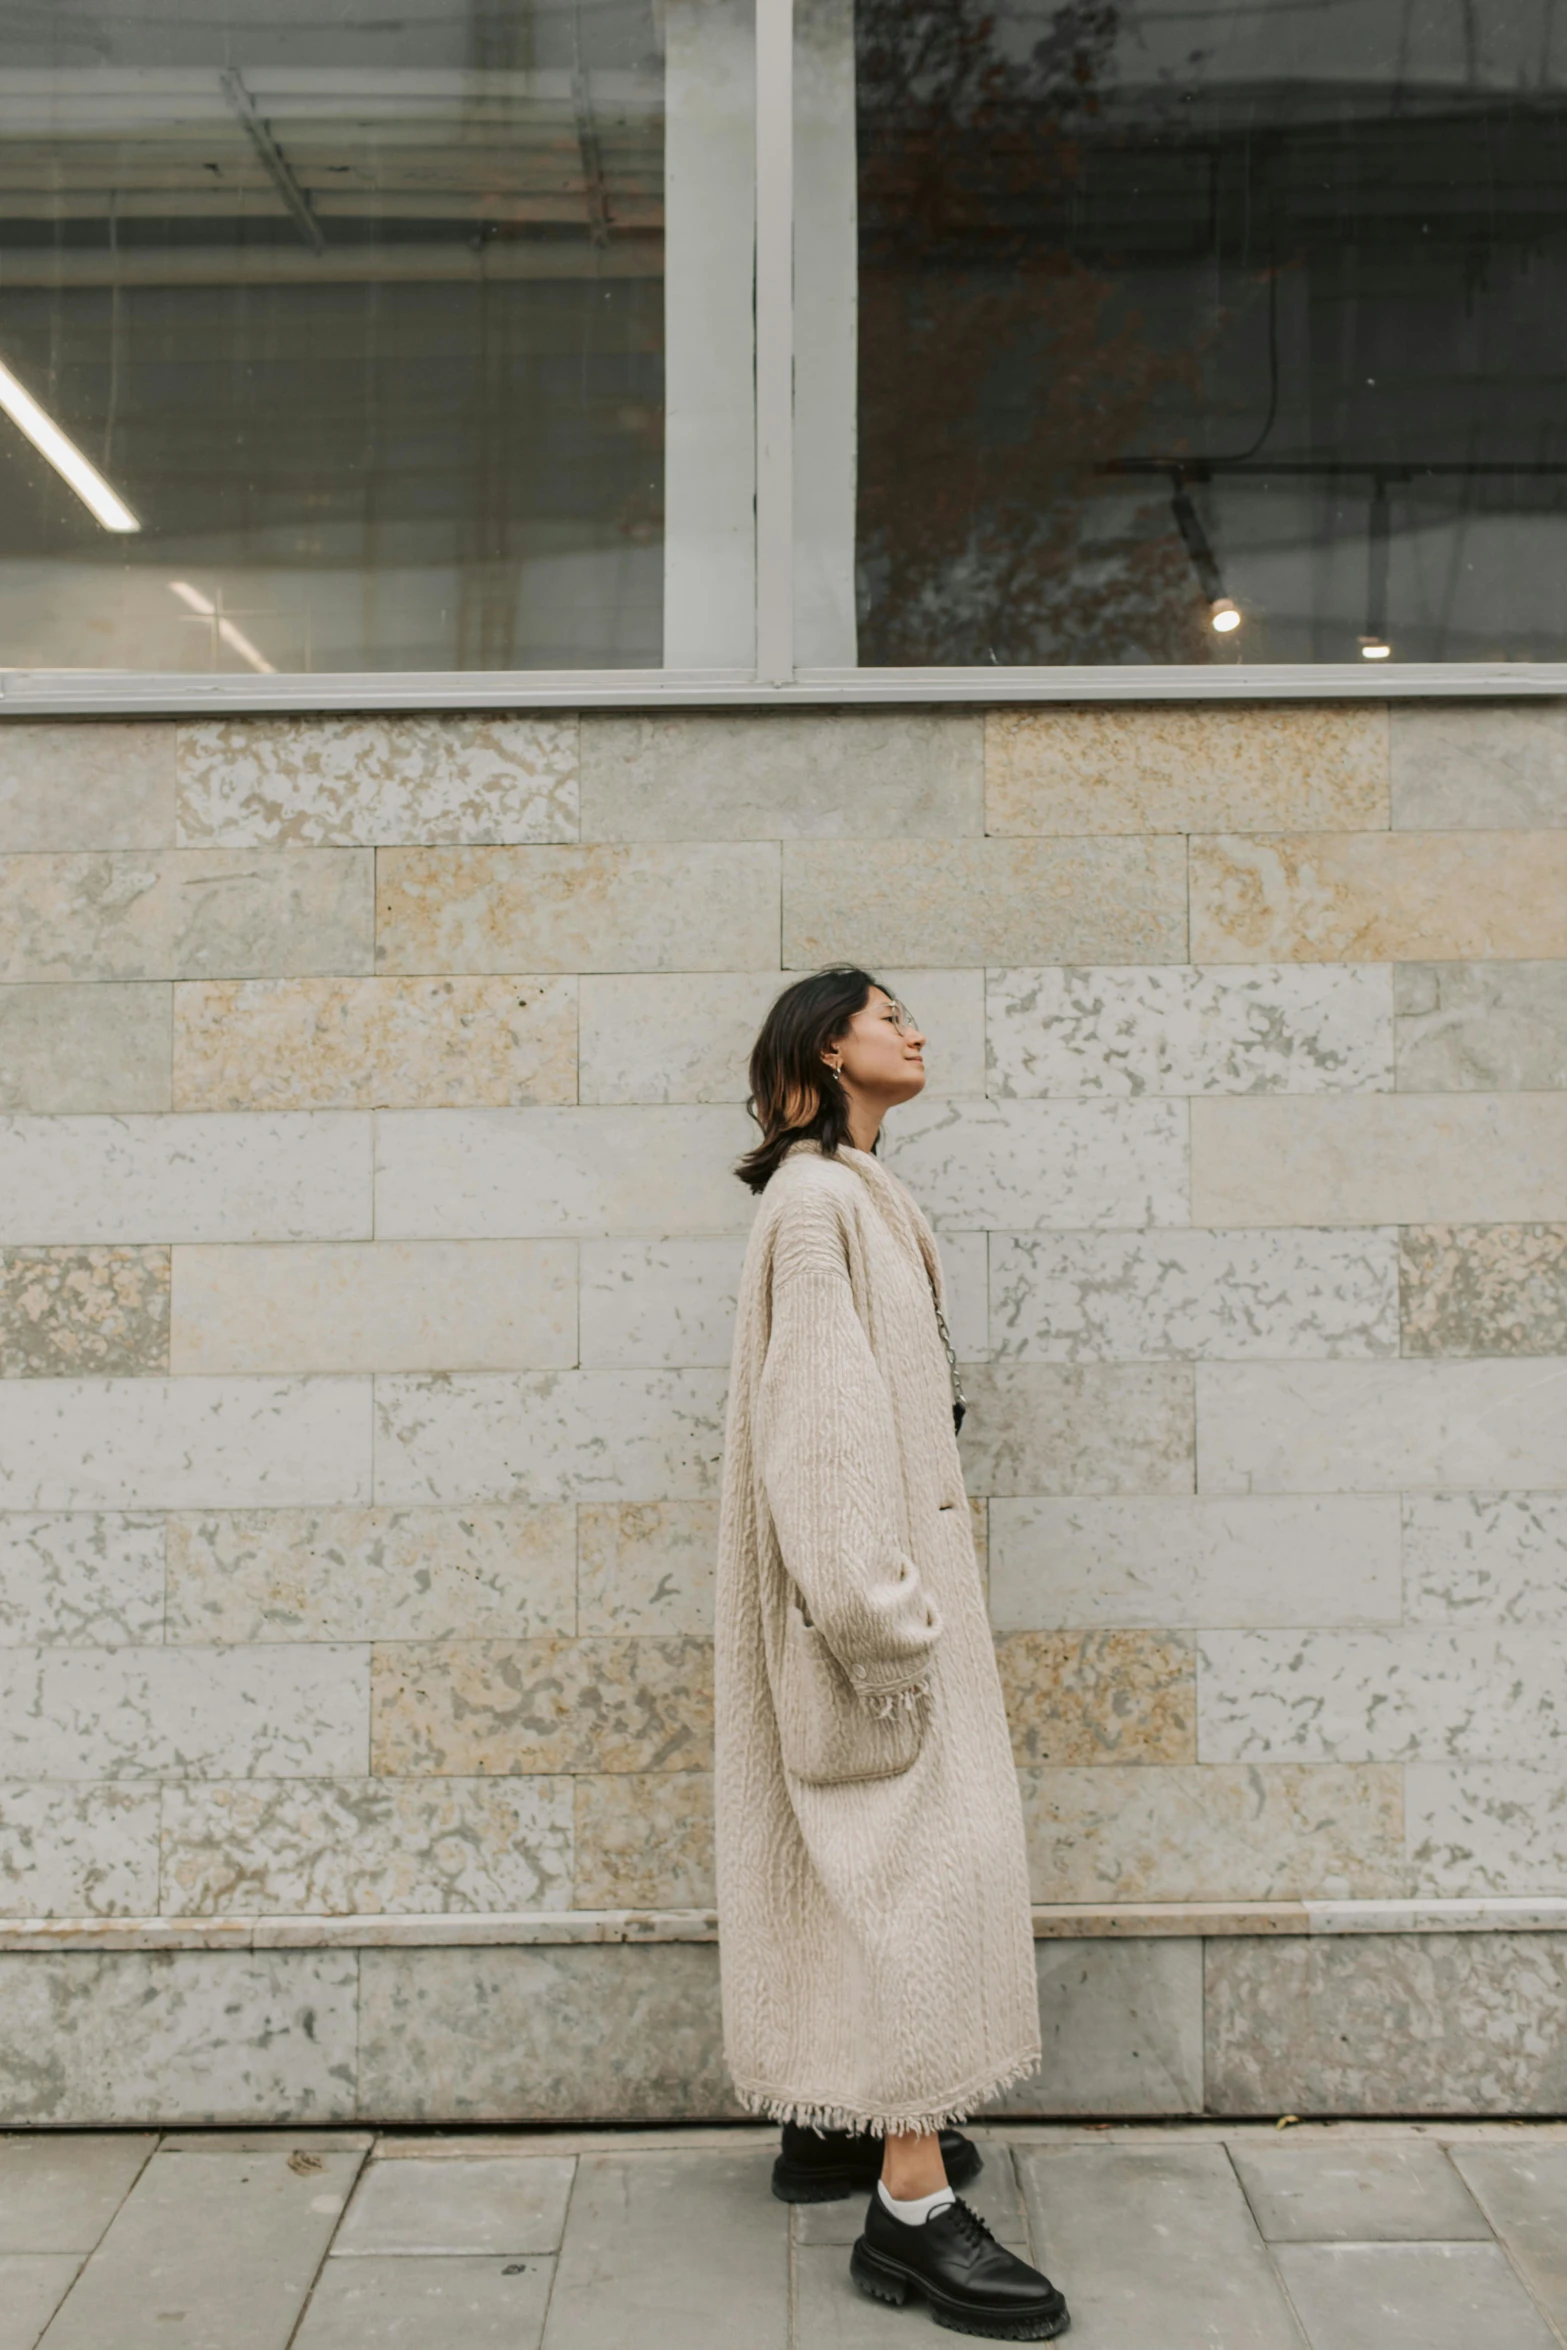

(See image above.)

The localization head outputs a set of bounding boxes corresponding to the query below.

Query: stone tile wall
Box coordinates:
[1,699,1565,2117]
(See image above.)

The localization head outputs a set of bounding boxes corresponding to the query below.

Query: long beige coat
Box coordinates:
[714,1138,1040,2135]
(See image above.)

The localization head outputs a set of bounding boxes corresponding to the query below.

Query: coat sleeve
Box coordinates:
[753,1191,942,1703]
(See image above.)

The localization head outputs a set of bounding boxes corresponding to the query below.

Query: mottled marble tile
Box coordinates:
[0,850,373,982]
[0,983,171,1114]
[374,1370,727,1507]
[173,976,577,1111]
[1191,1095,1567,1226]
[938,1231,990,1363]
[1394,962,1567,1092]
[579,1240,743,1368]
[1403,1492,1567,1624]
[1391,701,1567,828]
[996,1630,1196,1765]
[883,1097,1187,1229]
[576,1502,717,1635]
[0,1643,368,1778]
[784,835,1188,967]
[986,965,1393,1098]
[374,1106,754,1241]
[1191,830,1567,963]
[0,1247,170,1378]
[370,1636,711,1776]
[991,1228,1399,1361]
[0,721,175,851]
[580,710,982,838]
[1401,1224,1567,1358]
[986,702,1389,835]
[0,1784,160,1915]
[0,1376,372,1510]
[170,1240,577,1376]
[1196,1360,1567,1494]
[1198,1626,1567,1762]
[989,1495,1401,1629]
[1019,1762,1407,1902]
[1204,1933,1567,2114]
[165,1504,576,1643]
[992,1940,1205,2116]
[358,1943,736,2121]
[176,714,578,847]
[1407,1763,1567,1897]
[160,1776,573,1915]
[572,1771,714,1907]
[0,1512,165,1646]
[0,1949,358,2123]
[0,1112,372,1246]
[376,843,778,975]
[958,1364,1194,1497]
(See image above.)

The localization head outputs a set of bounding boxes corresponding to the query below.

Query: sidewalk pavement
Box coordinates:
[3,2119,1566,2350]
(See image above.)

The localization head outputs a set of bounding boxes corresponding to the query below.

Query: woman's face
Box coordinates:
[831,987,927,1106]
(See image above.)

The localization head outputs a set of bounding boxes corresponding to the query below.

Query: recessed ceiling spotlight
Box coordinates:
[1210,598,1242,634]
[1359,635,1391,660]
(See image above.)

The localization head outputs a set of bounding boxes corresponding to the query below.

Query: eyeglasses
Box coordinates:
[883,998,919,1035]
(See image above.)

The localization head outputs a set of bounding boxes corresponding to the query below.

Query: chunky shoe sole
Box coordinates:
[771,2137,983,2205]
[849,2237,1070,2341]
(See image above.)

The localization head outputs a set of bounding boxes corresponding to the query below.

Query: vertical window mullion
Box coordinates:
[755,0,795,685]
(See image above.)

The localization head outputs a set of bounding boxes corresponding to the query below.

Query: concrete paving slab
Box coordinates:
[793,2138,1028,2247]
[1018,2144,1306,2350]
[0,2254,80,2350]
[795,2243,918,2347]
[157,2132,374,2154]
[540,2149,787,2350]
[0,2135,154,2253]
[1230,2141,1490,2242]
[1450,2145,1567,2333]
[335,2155,575,2255]
[1272,2241,1560,2350]
[291,2254,554,2350]
[34,2147,365,2350]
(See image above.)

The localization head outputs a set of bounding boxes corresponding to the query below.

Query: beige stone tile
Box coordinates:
[0,1375,372,1510]
[370,1636,712,1775]
[165,1504,576,1642]
[1190,831,1567,963]
[580,971,784,1104]
[957,1363,1194,1496]
[572,1772,715,1907]
[173,976,577,1110]
[0,1248,169,1378]
[0,983,172,1113]
[0,1513,166,1646]
[1191,1096,1567,1226]
[176,713,578,847]
[0,850,373,982]
[170,1240,576,1375]
[580,709,982,838]
[0,721,175,851]
[1391,702,1567,829]
[0,1783,162,1914]
[986,704,1389,835]
[160,1776,573,1914]
[0,1112,373,1247]
[579,1240,742,1368]
[1019,1763,1407,1902]
[1401,1225,1567,1358]
[376,843,779,975]
[785,835,1187,968]
[1197,1360,1567,1495]
[373,1369,727,1506]
[1394,962,1567,1092]
[577,1502,718,1635]
[996,1630,1196,1766]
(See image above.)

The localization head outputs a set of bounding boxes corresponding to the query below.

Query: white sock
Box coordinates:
[877,2179,956,2226]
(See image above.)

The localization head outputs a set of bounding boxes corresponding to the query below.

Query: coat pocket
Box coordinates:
[775,1597,927,1786]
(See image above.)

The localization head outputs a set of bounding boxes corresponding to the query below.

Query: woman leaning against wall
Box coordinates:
[714,965,1071,2342]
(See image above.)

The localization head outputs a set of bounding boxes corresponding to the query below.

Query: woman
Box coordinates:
[715,966,1070,2341]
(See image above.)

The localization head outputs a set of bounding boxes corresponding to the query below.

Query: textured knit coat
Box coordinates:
[714,1138,1040,2135]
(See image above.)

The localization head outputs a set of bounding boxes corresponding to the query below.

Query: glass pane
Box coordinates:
[849,0,1567,666]
[0,1,754,672]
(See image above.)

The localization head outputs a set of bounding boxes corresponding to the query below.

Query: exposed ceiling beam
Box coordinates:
[219,67,325,253]
[0,238,663,287]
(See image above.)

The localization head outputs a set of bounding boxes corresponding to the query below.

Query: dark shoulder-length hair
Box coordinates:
[734,965,885,1193]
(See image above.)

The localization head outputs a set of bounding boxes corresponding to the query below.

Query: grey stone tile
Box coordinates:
[1403,1493,1567,1625]
[294,2255,554,2350]
[1390,700,1567,828]
[1195,1360,1567,1496]
[1016,2144,1305,2349]
[0,1784,161,1917]
[372,1371,727,1507]
[0,1377,373,1513]
[576,1501,717,1636]
[0,1247,169,1378]
[0,722,175,852]
[1271,2241,1558,2350]
[540,2150,786,2350]
[884,1096,1187,1230]
[334,2156,574,2254]
[0,2253,81,2350]
[0,983,171,1114]
[0,1513,165,1646]
[989,1940,1204,2118]
[35,2145,363,2350]
[957,1364,1194,1498]
[1407,1762,1567,1897]
[794,2138,1026,2246]
[579,1238,744,1368]
[1451,2144,1567,2332]
[1230,2141,1489,2242]
[0,1644,369,1779]
[1394,962,1567,1093]
[1191,1094,1567,1228]
[0,850,373,983]
[0,2133,155,2251]
[1400,1224,1567,1358]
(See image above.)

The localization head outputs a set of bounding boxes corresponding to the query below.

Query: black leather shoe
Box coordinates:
[771,2123,982,2204]
[851,2193,1070,2340]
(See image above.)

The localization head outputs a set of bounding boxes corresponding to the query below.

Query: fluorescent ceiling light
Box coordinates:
[169,580,277,674]
[0,353,139,532]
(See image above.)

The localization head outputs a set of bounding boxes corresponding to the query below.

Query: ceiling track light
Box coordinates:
[0,352,139,532]
[1361,476,1392,659]
[1171,483,1242,634]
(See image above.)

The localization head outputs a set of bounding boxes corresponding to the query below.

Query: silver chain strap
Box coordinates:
[932,1294,968,1423]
